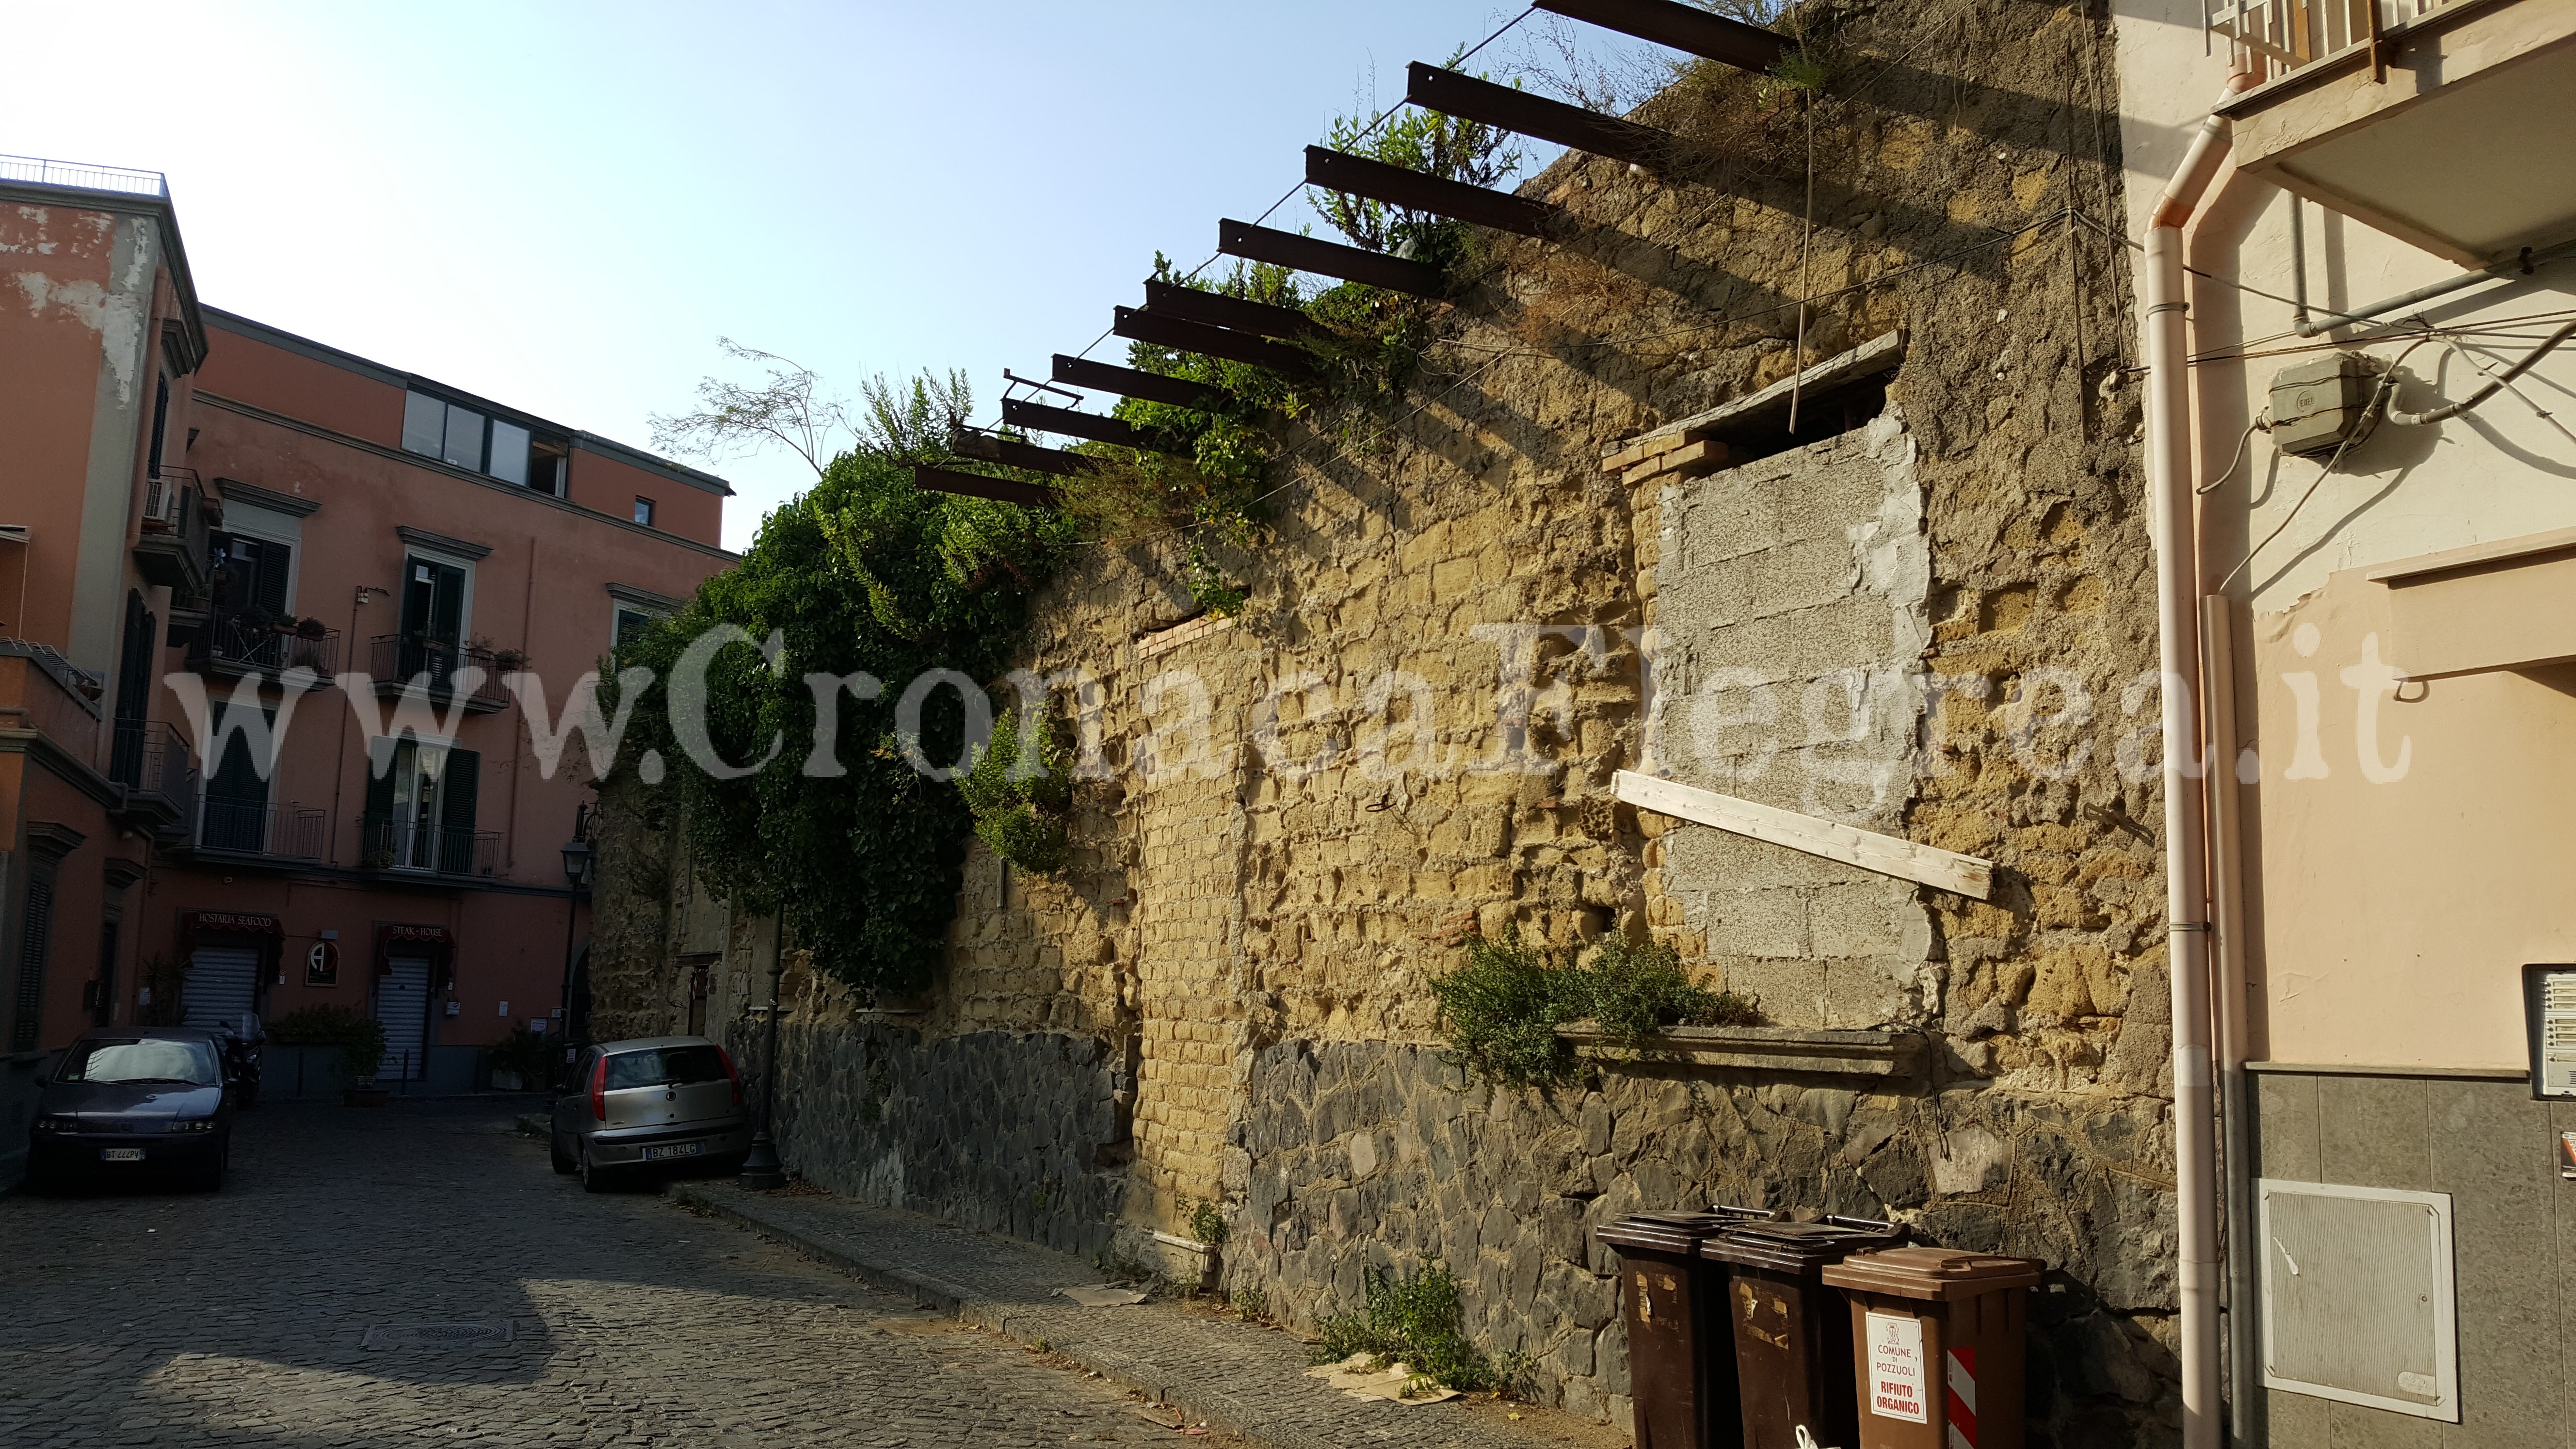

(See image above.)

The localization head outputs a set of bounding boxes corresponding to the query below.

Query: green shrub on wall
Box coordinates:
[1428,931,1757,1087]
[957,711,1073,874]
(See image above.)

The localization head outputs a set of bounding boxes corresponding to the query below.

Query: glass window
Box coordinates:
[633,497,655,527]
[402,391,445,456]
[59,1038,219,1085]
[487,420,530,486]
[603,1045,727,1089]
[441,403,484,471]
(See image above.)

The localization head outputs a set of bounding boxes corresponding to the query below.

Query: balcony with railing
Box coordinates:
[355,815,502,878]
[194,799,326,863]
[194,609,342,679]
[367,636,511,713]
[2211,0,2576,265]
[109,720,200,839]
[134,470,212,596]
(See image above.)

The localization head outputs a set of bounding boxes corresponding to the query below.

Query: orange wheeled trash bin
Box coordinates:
[1820,1248,2044,1449]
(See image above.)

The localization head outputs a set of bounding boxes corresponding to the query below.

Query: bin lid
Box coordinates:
[1700,1216,1908,1272]
[1599,1210,1753,1255]
[1820,1247,2045,1301]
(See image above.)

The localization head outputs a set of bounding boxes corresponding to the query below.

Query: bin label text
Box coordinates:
[1867,1311,1929,1423]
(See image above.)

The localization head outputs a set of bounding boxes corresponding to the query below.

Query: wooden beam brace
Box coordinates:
[911,465,1058,509]
[949,429,1102,478]
[1534,0,1789,72]
[1112,306,1317,379]
[1405,63,1675,171]
[1142,279,1320,340]
[1050,355,1224,413]
[1218,218,1447,297]
[998,397,1180,453]
[1613,770,1995,900]
[1304,146,1556,239]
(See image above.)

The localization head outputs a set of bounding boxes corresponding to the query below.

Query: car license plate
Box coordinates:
[100,1147,145,1162]
[642,1143,702,1161]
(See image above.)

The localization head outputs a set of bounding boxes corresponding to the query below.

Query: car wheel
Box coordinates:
[199,1138,230,1193]
[580,1145,615,1193]
[550,1130,579,1175]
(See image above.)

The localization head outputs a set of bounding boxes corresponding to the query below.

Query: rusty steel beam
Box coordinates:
[1533,0,1787,71]
[950,428,1103,477]
[1305,146,1555,238]
[912,465,1058,509]
[1142,280,1319,340]
[1050,355,1225,413]
[998,397,1178,452]
[1405,63,1675,171]
[1217,218,1448,297]
[1113,306,1317,379]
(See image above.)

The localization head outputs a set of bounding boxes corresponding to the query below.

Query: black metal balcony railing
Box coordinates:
[0,154,170,198]
[198,610,341,677]
[367,635,511,711]
[196,799,325,861]
[355,815,501,877]
[109,719,199,833]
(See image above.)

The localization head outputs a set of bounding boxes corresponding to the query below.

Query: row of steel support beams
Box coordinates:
[1112,305,1316,379]
[1141,279,1319,339]
[950,428,1102,477]
[999,396,1181,452]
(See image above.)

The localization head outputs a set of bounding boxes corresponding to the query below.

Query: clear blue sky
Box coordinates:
[5,1,1621,549]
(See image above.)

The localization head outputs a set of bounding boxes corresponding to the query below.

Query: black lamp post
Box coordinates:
[737,911,787,1191]
[555,828,592,1086]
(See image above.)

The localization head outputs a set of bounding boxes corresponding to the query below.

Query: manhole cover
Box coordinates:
[362,1322,512,1350]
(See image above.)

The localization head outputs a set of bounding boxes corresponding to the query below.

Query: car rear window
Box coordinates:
[603,1045,727,1089]
[59,1039,220,1086]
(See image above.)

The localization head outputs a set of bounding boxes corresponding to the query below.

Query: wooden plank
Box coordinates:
[1304,146,1557,239]
[1534,0,1789,71]
[911,465,1057,509]
[1405,62,1675,170]
[1613,769,1994,900]
[1218,218,1448,297]
[1601,330,1906,461]
[1113,306,1317,379]
[1142,280,1319,339]
[949,429,1102,478]
[1050,355,1224,413]
[1620,437,1727,486]
[1560,1024,1925,1078]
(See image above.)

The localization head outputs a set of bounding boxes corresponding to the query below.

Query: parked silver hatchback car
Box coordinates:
[550,1036,751,1191]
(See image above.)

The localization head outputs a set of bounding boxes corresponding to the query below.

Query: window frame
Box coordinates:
[632,497,656,527]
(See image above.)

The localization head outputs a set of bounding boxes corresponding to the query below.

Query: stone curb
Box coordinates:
[665,1183,1556,1449]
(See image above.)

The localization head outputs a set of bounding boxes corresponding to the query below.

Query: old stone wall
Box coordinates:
[592,0,2178,1441]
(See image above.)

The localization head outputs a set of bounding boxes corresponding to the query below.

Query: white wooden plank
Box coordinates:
[1614,769,1993,900]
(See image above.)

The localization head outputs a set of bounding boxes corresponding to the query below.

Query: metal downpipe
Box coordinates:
[2146,71,2252,1449]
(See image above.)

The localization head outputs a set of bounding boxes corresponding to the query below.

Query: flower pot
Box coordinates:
[343,1085,390,1108]
[490,1068,523,1092]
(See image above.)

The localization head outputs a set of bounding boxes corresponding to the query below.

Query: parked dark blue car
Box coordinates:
[26,1030,236,1191]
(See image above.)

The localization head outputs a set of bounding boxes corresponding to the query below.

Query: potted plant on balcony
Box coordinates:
[489,646,529,673]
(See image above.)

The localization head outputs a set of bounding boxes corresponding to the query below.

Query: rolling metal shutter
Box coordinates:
[182,946,262,1033]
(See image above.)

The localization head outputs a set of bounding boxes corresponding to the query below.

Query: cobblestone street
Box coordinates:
[0,1100,1185,1448]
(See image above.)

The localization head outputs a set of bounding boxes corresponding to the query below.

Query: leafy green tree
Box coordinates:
[616,373,1072,995]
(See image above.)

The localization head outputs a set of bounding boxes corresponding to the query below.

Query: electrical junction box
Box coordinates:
[2522,964,2576,1099]
[2269,353,2383,456]
[2258,1179,2458,1422]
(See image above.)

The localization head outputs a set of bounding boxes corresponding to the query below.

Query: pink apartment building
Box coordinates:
[1,156,733,1175]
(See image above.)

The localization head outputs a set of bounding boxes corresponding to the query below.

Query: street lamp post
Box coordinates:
[556,828,592,1089]
[737,911,787,1191]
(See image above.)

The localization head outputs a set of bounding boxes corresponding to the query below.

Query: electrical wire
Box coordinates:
[2196,418,2265,496]
[2216,336,2435,592]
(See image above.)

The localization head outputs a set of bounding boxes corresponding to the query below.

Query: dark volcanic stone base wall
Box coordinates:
[1228,1040,2179,1446]
[740,1021,1128,1258]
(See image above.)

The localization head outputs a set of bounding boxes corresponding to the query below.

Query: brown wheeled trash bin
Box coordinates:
[1595,1208,1779,1449]
[1820,1249,2044,1449]
[1701,1216,1909,1449]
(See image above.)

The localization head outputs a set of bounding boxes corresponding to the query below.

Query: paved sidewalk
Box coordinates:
[668,1180,1619,1449]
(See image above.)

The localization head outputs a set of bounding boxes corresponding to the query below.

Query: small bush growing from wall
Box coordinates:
[957,711,1072,873]
[1429,931,1756,1086]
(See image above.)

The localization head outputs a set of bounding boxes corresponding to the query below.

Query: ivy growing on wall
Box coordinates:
[614,374,1073,995]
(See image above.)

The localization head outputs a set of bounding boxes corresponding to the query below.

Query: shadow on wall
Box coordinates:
[1229,1040,2177,1442]
[738,1019,1127,1259]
